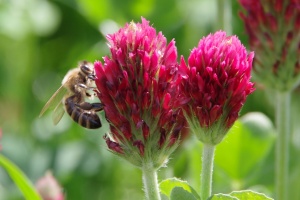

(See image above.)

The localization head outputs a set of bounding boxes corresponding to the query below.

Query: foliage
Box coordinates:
[0,155,42,200]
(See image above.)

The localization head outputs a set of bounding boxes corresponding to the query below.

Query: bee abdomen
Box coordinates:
[79,112,102,129]
[65,95,101,129]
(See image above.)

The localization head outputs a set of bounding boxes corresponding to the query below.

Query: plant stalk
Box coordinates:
[216,0,232,34]
[275,91,291,200]
[200,143,216,200]
[142,165,161,200]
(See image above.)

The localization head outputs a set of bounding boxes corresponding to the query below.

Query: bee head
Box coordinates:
[79,61,94,76]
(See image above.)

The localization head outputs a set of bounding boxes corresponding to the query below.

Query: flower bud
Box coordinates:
[178,31,255,145]
[239,0,300,91]
[35,171,64,200]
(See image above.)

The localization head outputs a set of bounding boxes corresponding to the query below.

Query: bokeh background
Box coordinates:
[0,0,300,199]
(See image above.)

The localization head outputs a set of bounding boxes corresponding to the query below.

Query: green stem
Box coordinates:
[216,0,232,34]
[200,143,216,200]
[142,165,161,200]
[275,91,291,200]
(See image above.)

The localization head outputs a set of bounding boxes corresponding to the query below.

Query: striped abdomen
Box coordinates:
[65,94,102,129]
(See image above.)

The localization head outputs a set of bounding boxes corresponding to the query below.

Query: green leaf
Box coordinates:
[160,178,200,199]
[230,190,274,200]
[210,190,273,200]
[214,112,275,180]
[209,193,238,200]
[161,193,170,200]
[170,187,198,200]
[0,154,42,200]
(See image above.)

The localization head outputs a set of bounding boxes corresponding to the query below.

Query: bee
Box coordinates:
[39,61,103,129]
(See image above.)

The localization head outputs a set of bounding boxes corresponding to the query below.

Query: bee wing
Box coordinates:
[52,100,65,125]
[39,84,68,118]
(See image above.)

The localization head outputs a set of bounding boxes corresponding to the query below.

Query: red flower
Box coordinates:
[239,0,300,91]
[94,18,185,168]
[178,31,255,144]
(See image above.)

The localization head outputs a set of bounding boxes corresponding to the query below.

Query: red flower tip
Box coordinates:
[275,0,284,12]
[142,121,150,140]
[133,140,145,156]
[95,17,184,168]
[104,135,124,154]
[163,93,171,109]
[180,31,255,144]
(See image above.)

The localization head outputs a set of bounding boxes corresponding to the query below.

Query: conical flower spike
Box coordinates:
[178,31,255,145]
[94,18,185,169]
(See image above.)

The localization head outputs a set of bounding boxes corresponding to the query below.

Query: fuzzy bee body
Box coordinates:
[39,61,103,129]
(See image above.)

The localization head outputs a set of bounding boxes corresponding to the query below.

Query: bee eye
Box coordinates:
[80,65,92,74]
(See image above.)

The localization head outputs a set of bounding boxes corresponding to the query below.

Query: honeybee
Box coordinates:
[39,61,103,129]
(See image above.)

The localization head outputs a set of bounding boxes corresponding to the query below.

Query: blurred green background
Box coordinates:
[0,0,300,199]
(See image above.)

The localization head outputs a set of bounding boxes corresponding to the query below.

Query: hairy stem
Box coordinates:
[200,143,216,200]
[142,164,161,200]
[275,91,291,200]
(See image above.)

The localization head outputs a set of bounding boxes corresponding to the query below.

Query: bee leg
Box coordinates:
[75,83,96,98]
[77,83,88,89]
[88,74,96,80]
[94,87,100,93]
[75,84,88,94]
[76,102,94,110]
[90,103,104,112]
[77,83,96,91]
[76,102,104,112]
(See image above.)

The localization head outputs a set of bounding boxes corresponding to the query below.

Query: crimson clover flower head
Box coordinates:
[178,31,255,145]
[239,0,300,91]
[35,171,64,200]
[94,17,185,169]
